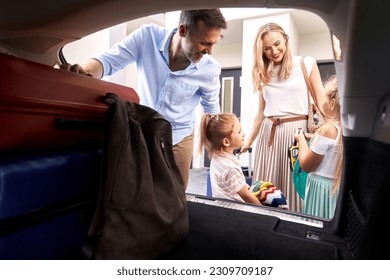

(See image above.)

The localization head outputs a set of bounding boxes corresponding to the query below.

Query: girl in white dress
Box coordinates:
[294,76,342,218]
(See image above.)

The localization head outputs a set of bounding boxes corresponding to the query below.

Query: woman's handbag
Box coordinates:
[308,103,324,133]
[300,57,325,134]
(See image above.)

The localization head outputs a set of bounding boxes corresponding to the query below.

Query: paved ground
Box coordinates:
[187,167,209,196]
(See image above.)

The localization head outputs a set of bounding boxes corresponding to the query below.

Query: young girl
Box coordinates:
[294,76,342,218]
[199,113,261,205]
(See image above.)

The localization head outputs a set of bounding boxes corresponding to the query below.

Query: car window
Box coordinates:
[62,8,339,220]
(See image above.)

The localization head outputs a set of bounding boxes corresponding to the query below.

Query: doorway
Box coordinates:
[220,67,242,117]
[204,67,242,167]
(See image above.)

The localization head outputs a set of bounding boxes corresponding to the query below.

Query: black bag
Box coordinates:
[87,93,189,259]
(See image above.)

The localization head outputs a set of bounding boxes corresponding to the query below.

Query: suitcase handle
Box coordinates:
[54,118,103,130]
[233,147,252,155]
[234,147,253,179]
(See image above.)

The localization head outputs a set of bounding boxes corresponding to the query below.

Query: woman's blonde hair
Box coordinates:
[252,22,294,93]
[198,113,237,158]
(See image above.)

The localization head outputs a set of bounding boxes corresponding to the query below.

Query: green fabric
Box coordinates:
[292,159,308,200]
[302,174,338,219]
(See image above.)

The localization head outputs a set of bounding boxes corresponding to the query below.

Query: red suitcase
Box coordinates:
[0,54,139,151]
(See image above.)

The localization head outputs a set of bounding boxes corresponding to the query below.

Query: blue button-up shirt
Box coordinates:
[96,24,221,145]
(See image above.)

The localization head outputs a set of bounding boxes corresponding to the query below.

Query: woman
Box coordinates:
[241,22,325,212]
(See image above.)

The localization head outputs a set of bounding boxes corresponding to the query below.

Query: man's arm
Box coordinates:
[60,58,103,79]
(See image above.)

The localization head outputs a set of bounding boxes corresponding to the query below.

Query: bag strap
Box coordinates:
[300,57,317,108]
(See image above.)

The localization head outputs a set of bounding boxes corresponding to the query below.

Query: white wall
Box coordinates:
[61,23,127,84]
[298,31,333,60]
[213,43,242,68]
[61,28,109,69]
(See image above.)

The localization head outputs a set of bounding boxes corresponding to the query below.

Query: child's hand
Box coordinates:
[294,127,305,142]
[239,144,251,153]
[304,133,313,139]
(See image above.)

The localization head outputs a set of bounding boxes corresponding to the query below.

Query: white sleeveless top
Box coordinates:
[310,124,342,179]
[262,56,316,117]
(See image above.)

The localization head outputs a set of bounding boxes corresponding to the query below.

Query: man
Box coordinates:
[61,9,227,188]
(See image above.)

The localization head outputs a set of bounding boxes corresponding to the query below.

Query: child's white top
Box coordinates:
[210,152,246,203]
[310,124,342,178]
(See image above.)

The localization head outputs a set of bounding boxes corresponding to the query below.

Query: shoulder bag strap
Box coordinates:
[300,56,317,107]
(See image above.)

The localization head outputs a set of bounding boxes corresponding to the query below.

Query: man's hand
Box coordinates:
[59,63,92,77]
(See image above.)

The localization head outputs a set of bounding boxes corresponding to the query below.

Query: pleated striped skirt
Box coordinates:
[253,117,308,213]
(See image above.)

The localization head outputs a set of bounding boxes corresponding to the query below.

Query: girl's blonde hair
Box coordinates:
[198,113,237,158]
[318,75,343,195]
[252,22,294,93]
